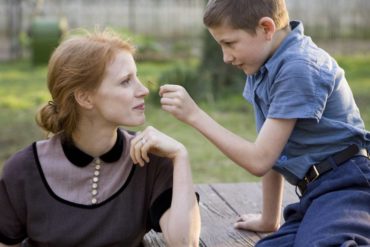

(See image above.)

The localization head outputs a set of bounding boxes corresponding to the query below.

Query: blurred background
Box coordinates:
[1,0,370,183]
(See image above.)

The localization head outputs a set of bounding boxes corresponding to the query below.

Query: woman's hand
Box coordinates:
[234,213,280,233]
[130,126,186,166]
[159,84,201,125]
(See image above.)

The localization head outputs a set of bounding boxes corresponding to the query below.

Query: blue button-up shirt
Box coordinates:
[243,21,370,184]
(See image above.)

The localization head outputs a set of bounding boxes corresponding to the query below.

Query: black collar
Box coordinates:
[62,129,124,167]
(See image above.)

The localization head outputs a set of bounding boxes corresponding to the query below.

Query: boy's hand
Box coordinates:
[234,213,280,233]
[159,84,200,124]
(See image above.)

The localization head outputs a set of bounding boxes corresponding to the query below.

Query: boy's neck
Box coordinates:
[270,25,291,57]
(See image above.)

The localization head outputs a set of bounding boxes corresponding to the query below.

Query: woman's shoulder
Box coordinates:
[2,143,36,179]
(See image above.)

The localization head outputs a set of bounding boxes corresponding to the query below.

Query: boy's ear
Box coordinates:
[258,17,276,40]
[74,89,94,110]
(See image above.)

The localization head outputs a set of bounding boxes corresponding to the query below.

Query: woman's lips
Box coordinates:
[133,103,145,110]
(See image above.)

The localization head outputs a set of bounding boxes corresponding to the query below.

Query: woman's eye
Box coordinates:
[120,79,130,86]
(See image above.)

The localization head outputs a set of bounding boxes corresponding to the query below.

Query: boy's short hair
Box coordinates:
[203,0,289,34]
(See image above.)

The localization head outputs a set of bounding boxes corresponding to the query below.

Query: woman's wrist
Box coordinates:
[172,144,189,163]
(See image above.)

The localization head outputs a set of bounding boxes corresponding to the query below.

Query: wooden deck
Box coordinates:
[143,182,299,246]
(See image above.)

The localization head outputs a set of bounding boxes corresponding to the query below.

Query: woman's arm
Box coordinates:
[158,148,201,247]
[130,126,201,246]
[0,244,21,247]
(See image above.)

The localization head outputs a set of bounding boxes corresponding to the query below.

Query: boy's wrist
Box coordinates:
[260,214,280,232]
[187,108,205,127]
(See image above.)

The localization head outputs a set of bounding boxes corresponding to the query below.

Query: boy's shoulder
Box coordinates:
[271,38,334,78]
[271,21,333,70]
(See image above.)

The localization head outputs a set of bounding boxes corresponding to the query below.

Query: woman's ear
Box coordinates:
[74,89,94,110]
[258,17,276,40]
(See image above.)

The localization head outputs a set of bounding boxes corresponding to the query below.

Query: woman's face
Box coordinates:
[90,50,149,127]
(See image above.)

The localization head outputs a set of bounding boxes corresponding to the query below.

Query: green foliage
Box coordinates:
[198,31,245,98]
[154,61,213,103]
[154,31,245,105]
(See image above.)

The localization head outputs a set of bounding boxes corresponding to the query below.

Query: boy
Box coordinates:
[159,0,370,246]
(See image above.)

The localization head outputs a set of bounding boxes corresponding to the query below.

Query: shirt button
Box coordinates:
[92,190,98,196]
[94,170,100,176]
[95,164,101,170]
[279,155,288,162]
[91,198,97,204]
[92,183,98,189]
[95,159,101,165]
[93,177,99,183]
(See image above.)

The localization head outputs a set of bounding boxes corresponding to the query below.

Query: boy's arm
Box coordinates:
[159,84,296,177]
[234,170,284,232]
[261,170,284,230]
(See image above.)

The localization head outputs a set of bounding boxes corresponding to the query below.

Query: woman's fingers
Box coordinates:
[130,131,153,166]
[140,137,150,163]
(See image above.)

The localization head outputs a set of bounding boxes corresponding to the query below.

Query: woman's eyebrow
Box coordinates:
[118,74,130,81]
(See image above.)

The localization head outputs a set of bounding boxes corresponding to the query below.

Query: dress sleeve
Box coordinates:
[147,156,174,232]
[147,156,200,232]
[268,59,334,122]
[0,154,28,244]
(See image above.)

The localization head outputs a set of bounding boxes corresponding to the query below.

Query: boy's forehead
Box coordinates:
[208,24,239,39]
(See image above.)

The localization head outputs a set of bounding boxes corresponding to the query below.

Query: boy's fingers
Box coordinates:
[234,218,252,230]
[159,84,183,95]
[161,104,177,114]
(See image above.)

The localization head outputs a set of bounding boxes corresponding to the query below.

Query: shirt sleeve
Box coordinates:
[268,59,334,122]
[0,155,28,244]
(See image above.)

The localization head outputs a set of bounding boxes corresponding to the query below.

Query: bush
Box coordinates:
[155,31,245,104]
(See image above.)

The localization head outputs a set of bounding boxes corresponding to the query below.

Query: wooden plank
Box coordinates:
[210,182,298,214]
[142,230,166,247]
[210,182,299,241]
[195,184,259,247]
[142,182,299,246]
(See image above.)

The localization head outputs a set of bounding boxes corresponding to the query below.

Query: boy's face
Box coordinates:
[209,24,272,75]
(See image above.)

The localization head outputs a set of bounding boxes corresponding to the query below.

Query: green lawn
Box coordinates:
[1,56,370,183]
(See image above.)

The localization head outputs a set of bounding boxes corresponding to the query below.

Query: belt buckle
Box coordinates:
[296,165,321,197]
[306,164,320,183]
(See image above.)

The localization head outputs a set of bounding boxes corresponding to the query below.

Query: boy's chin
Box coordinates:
[243,68,259,76]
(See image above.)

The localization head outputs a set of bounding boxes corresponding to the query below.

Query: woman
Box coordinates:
[0,30,200,247]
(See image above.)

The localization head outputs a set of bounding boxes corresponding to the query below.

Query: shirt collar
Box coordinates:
[265,20,303,71]
[61,129,124,167]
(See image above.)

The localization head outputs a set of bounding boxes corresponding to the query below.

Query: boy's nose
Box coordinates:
[223,52,233,64]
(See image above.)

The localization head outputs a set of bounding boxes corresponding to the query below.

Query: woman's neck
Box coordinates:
[71,125,118,158]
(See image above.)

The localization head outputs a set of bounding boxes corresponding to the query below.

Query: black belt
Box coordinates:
[296,144,368,196]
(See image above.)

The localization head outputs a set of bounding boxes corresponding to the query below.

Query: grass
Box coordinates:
[1,55,370,183]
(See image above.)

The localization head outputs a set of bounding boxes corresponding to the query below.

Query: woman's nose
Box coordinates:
[136,80,149,97]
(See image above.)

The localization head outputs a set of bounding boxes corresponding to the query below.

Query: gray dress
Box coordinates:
[0,129,174,247]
